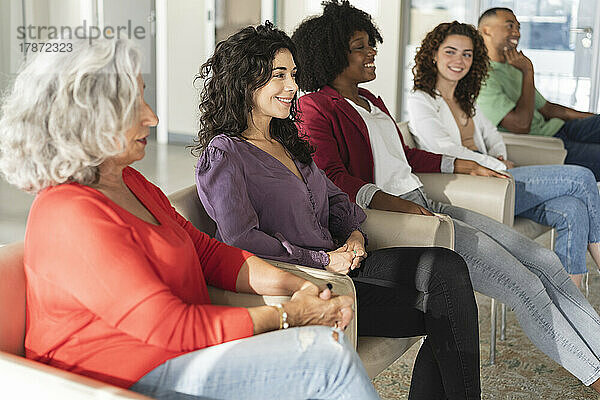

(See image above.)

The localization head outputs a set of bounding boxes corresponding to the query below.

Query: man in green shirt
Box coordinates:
[477,7,600,180]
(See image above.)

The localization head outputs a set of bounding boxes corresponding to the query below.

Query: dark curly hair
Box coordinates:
[292,0,383,92]
[192,21,314,164]
[412,21,489,118]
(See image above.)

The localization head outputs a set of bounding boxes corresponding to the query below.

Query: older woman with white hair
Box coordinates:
[0,39,380,400]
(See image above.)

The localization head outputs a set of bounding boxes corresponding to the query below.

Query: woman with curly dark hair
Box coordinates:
[194,21,482,400]
[294,1,600,393]
[408,21,600,289]
[193,22,312,163]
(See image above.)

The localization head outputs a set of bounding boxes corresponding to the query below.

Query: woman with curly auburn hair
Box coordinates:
[295,1,600,394]
[408,21,600,291]
[195,20,482,400]
[412,21,489,119]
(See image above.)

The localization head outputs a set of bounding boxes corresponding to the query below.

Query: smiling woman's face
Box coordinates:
[434,34,474,84]
[336,30,378,85]
[251,48,298,121]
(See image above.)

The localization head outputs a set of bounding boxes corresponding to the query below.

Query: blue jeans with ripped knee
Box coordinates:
[509,164,600,275]
[130,326,380,400]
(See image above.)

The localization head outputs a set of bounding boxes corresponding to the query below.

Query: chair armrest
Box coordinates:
[208,261,358,349]
[505,142,567,166]
[362,209,454,250]
[416,173,515,226]
[0,351,150,399]
[501,132,565,149]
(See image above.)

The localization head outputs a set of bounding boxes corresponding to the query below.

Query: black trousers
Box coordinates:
[349,247,480,400]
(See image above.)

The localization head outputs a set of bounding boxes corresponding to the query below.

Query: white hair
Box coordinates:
[0,39,142,193]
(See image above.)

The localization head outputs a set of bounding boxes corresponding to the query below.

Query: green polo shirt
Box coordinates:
[477,61,564,137]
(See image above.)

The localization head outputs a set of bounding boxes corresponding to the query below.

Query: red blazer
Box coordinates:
[298,85,442,202]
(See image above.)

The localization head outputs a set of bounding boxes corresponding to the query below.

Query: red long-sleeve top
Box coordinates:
[24,167,254,388]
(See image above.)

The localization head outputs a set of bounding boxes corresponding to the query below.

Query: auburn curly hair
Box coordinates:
[292,0,383,92]
[192,22,313,164]
[412,21,489,118]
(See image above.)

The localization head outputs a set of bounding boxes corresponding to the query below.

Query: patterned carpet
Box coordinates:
[373,237,600,400]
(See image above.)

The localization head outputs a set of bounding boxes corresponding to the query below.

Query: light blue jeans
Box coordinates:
[402,188,600,386]
[509,164,600,275]
[130,326,380,400]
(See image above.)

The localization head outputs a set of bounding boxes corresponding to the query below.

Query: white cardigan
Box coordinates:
[407,89,507,171]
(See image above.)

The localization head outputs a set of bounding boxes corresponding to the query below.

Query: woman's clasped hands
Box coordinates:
[286,281,354,332]
[325,230,367,275]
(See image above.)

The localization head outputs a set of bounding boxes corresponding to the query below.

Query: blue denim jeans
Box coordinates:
[508,164,600,274]
[402,188,600,386]
[129,326,380,400]
[554,115,600,180]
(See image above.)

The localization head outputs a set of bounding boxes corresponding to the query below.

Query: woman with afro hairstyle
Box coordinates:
[294,0,600,393]
[409,21,600,288]
[194,21,482,400]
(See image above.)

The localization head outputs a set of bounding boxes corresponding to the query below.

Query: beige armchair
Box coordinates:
[0,242,152,399]
[168,185,455,379]
[400,123,560,247]
[398,121,563,363]
[501,132,567,167]
[398,122,515,223]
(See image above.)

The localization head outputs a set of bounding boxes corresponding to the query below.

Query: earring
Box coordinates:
[433,59,437,64]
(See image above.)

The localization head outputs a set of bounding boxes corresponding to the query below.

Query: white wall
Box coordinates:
[166,0,207,136]
[161,0,404,137]
[0,0,83,98]
[0,0,12,93]
[279,0,403,118]
[22,0,83,32]
[46,0,81,26]
[6,0,28,77]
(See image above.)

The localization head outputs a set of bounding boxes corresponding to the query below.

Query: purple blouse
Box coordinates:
[195,135,366,269]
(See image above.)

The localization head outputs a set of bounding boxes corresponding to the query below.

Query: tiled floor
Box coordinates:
[0,140,197,245]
